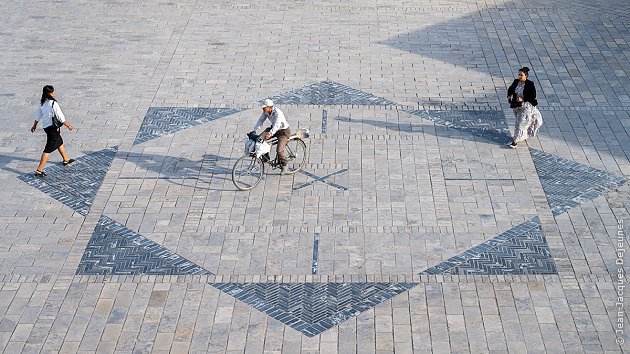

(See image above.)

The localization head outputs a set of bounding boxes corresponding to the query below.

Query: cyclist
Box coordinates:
[251,99,291,173]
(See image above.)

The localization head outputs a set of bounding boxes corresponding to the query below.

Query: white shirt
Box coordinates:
[253,107,289,135]
[35,99,66,129]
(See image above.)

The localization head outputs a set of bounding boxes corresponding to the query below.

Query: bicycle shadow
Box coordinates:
[120,151,237,190]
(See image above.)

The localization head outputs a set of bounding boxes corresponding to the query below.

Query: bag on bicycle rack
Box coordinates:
[296,128,310,139]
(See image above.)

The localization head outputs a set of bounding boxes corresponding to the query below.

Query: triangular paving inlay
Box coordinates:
[530,148,627,216]
[261,80,396,106]
[213,282,415,337]
[422,217,557,275]
[76,215,211,275]
[134,107,244,145]
[17,147,118,216]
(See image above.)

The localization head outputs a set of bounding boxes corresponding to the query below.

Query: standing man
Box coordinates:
[251,99,291,173]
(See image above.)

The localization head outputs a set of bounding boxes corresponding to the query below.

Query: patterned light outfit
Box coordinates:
[512,82,543,143]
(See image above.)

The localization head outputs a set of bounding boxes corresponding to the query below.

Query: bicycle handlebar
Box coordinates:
[248,132,280,144]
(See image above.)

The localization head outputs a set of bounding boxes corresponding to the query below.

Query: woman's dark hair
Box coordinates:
[519,67,530,77]
[40,85,55,106]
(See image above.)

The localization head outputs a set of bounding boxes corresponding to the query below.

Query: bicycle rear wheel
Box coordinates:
[232,155,264,190]
[285,138,307,174]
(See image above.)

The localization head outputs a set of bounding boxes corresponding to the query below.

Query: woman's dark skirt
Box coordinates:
[43,126,63,153]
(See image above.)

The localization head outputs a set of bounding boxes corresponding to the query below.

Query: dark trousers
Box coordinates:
[264,127,291,165]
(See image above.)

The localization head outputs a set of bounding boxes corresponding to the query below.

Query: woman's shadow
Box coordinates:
[335,110,512,146]
[0,154,40,175]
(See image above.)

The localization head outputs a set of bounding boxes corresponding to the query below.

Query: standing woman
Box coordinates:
[506,67,542,148]
[30,85,75,176]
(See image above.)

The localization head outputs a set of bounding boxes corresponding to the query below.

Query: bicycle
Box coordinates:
[232,128,309,190]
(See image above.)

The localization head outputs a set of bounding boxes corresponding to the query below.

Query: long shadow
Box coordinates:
[13,147,118,216]
[119,151,236,189]
[335,111,513,146]
[375,0,630,162]
[0,154,40,175]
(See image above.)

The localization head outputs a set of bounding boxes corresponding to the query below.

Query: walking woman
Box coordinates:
[507,67,543,148]
[30,85,75,176]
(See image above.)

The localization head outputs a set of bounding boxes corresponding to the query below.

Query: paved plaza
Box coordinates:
[1,0,630,352]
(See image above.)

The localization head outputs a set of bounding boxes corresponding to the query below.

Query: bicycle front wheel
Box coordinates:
[232,155,264,190]
[285,138,307,174]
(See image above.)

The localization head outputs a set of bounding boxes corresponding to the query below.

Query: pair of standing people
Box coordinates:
[30,85,75,176]
[507,66,543,148]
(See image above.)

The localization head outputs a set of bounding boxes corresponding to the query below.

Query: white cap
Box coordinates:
[261,99,274,108]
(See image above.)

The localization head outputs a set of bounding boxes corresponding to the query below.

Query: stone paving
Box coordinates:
[1,0,630,352]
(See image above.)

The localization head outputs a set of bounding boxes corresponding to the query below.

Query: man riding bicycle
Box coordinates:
[251,99,291,174]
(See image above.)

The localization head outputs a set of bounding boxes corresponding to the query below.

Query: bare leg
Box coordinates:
[37,152,50,172]
[58,144,70,162]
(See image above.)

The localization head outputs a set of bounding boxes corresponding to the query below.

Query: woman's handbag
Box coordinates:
[51,101,64,128]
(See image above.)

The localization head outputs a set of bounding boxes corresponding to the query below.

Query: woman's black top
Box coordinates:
[507,79,538,106]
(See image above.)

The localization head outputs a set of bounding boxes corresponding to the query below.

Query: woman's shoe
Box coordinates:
[35,170,46,177]
[63,159,76,166]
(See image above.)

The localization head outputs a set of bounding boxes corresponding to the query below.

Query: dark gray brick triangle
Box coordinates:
[134,107,244,145]
[76,215,211,275]
[405,109,511,144]
[17,147,118,216]
[530,148,626,216]
[422,217,557,275]
[213,282,415,337]
[447,236,557,275]
[261,80,396,106]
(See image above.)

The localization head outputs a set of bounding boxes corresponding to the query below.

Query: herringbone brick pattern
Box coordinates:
[2,0,630,351]
[76,215,210,275]
[422,217,557,275]
[262,80,396,106]
[134,107,244,145]
[213,282,415,337]
[17,147,118,216]
[530,148,627,216]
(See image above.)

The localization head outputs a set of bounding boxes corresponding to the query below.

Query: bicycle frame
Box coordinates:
[259,136,302,169]
[233,129,308,190]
